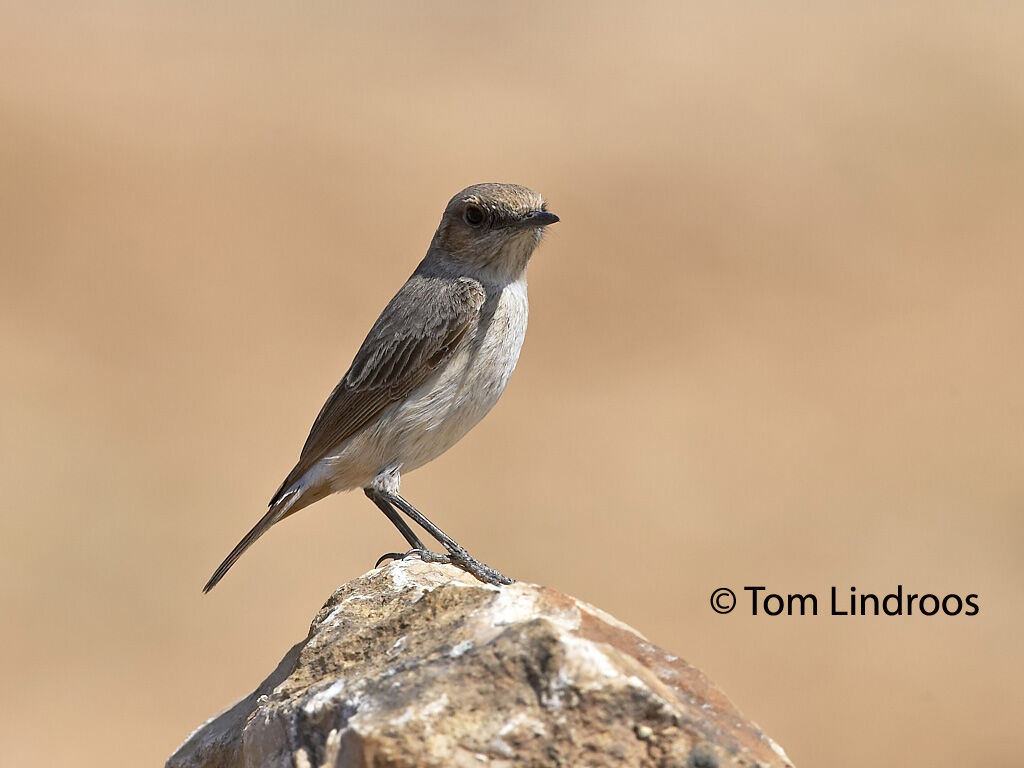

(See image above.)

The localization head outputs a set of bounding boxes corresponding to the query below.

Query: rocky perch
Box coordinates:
[169,561,793,768]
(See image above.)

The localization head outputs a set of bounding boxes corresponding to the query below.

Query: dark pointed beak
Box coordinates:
[519,210,560,228]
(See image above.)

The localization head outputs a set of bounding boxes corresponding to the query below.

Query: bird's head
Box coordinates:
[432,183,558,282]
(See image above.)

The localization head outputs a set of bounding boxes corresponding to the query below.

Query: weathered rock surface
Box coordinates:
[169,560,793,768]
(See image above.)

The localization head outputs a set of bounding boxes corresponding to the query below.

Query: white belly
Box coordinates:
[318,278,529,491]
[395,278,529,471]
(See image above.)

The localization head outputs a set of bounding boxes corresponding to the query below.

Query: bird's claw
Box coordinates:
[374,551,405,568]
[375,548,451,569]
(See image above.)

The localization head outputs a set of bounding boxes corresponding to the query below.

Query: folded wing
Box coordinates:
[270,273,486,505]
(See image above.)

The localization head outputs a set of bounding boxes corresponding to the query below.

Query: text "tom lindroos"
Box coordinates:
[742,585,979,617]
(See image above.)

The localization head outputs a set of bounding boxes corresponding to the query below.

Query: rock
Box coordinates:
[169,560,793,768]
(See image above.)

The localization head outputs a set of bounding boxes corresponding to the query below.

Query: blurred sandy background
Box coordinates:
[2,2,1022,765]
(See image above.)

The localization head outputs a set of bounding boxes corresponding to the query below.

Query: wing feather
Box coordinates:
[270,273,485,504]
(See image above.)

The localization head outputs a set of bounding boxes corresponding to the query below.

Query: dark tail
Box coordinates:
[203,490,300,593]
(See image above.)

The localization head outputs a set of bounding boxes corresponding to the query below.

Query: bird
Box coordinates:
[203,183,558,592]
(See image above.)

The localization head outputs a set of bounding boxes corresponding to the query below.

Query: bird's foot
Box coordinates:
[374,546,513,585]
[375,548,451,569]
[444,544,515,586]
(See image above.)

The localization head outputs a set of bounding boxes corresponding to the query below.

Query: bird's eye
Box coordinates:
[463,205,485,227]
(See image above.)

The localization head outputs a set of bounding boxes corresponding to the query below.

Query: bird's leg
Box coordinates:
[382,491,514,586]
[365,488,427,549]
[364,488,451,568]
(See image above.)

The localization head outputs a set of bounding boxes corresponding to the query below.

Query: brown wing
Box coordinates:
[269,273,486,504]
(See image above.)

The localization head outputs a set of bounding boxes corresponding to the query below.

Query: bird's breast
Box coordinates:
[391,279,529,471]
